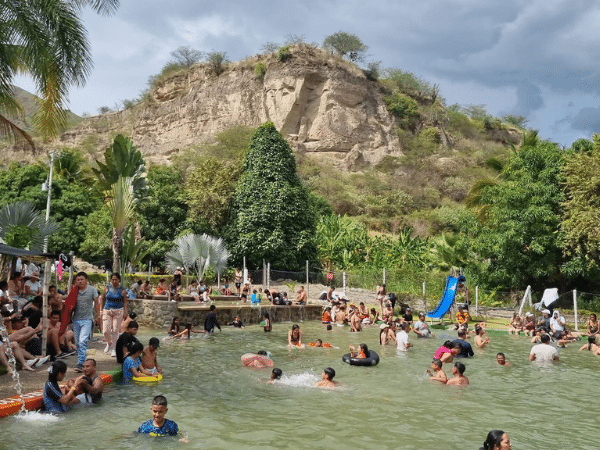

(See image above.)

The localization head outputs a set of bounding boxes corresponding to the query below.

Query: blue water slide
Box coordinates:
[426,275,466,319]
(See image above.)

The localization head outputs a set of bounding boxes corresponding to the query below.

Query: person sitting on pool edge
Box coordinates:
[446,362,469,385]
[349,343,369,359]
[426,359,448,383]
[453,304,470,331]
[138,395,187,442]
[316,367,340,388]
[123,342,158,381]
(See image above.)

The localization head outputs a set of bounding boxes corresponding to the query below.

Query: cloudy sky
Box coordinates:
[15,0,600,146]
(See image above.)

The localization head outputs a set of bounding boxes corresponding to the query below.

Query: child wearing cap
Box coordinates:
[141,337,163,375]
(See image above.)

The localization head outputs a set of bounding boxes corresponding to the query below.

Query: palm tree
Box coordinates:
[93,134,146,273]
[0,201,60,277]
[0,0,120,147]
[165,234,230,283]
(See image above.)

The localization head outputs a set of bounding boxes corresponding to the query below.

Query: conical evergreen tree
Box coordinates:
[226,122,317,270]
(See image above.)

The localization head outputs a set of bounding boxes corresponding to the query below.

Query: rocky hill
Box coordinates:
[60,46,401,169]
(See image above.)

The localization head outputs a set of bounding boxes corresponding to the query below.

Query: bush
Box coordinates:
[419,127,441,145]
[206,51,228,76]
[363,61,381,81]
[278,45,291,62]
[254,62,267,77]
[385,94,420,131]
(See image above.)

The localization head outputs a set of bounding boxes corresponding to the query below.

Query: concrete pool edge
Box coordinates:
[0,368,123,419]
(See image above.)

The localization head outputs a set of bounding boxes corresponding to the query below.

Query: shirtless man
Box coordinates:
[376,283,386,313]
[382,302,394,322]
[234,268,242,296]
[48,285,63,313]
[335,305,347,326]
[141,337,163,375]
[350,308,362,332]
[474,325,490,348]
[316,367,340,388]
[47,310,76,357]
[295,286,307,305]
[426,359,448,383]
[446,362,469,385]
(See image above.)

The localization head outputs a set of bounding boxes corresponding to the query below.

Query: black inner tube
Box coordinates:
[342,350,380,366]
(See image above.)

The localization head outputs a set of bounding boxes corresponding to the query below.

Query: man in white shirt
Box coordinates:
[396,322,413,351]
[529,334,559,362]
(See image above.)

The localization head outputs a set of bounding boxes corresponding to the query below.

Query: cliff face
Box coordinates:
[60,51,401,169]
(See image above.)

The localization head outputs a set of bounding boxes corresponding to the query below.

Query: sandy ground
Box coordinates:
[0,336,119,400]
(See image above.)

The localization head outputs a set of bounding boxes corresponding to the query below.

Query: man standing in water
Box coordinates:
[204,304,221,334]
[72,272,100,373]
[446,362,469,385]
[529,333,559,362]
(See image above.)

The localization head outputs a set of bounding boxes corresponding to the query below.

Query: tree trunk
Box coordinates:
[112,227,122,274]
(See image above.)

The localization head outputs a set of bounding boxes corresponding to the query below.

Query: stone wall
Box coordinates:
[127,299,321,328]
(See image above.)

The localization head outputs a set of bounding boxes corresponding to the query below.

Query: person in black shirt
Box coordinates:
[401,307,414,326]
[204,305,221,334]
[451,329,474,357]
[115,320,140,363]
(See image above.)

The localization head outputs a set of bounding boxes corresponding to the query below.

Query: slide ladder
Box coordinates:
[426,275,466,319]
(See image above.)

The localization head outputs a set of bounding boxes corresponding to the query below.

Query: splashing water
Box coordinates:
[14,410,60,423]
[0,321,26,413]
[277,371,319,387]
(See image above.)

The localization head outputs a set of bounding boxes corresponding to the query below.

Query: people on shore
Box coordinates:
[508,312,524,335]
[584,313,599,337]
[72,272,100,373]
[100,272,128,358]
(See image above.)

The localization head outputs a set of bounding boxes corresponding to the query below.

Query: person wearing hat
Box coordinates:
[379,322,396,345]
[535,309,552,335]
[141,337,163,375]
[24,271,42,301]
[401,307,413,326]
[524,312,535,336]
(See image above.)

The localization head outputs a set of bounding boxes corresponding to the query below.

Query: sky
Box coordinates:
[15,0,600,146]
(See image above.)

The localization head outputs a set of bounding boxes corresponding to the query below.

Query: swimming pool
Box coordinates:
[1,322,597,449]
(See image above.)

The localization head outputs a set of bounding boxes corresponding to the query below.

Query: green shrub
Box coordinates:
[385,94,420,131]
[254,62,267,77]
[278,45,291,62]
[419,127,441,145]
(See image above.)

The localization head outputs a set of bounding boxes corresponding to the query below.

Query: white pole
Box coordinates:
[262,259,266,288]
[267,262,270,289]
[422,281,426,300]
[573,289,578,331]
[148,260,151,281]
[243,256,246,283]
[343,271,346,296]
[217,270,221,290]
[475,285,479,316]
[41,259,52,357]
[383,268,386,285]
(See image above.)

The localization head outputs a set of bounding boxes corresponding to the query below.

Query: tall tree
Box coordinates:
[1,0,120,146]
[461,137,565,290]
[92,134,146,272]
[322,31,368,62]
[226,122,317,270]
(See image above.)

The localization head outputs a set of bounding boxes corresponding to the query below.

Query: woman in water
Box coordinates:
[474,325,490,348]
[43,361,81,413]
[349,343,369,358]
[288,324,303,347]
[585,313,599,336]
[168,317,181,336]
[479,430,512,450]
[579,335,599,353]
[263,312,272,332]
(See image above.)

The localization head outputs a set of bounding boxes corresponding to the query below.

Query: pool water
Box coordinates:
[1,322,598,449]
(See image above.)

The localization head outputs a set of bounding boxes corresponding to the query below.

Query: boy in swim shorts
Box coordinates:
[141,337,162,375]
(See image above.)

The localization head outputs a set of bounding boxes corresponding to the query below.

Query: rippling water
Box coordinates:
[1,322,598,449]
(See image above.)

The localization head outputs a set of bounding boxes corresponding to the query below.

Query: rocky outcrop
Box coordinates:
[60,48,402,169]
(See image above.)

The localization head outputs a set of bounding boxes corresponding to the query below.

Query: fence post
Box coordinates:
[148,260,152,281]
[262,259,266,288]
[343,272,346,297]
[475,286,479,316]
[267,262,270,289]
[573,289,578,331]
[383,268,386,285]
[305,260,309,300]
[422,281,426,301]
[243,256,247,284]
